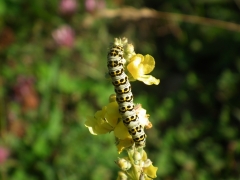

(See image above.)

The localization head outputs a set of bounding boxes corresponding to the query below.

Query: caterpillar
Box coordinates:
[107,44,146,147]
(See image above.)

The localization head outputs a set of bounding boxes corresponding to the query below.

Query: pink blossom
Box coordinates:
[59,0,78,14]
[0,147,10,164]
[52,25,75,47]
[85,0,105,13]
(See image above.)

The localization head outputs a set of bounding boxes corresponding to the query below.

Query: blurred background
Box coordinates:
[1,0,240,179]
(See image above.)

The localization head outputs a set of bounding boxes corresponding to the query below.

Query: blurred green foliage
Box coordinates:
[1,0,240,180]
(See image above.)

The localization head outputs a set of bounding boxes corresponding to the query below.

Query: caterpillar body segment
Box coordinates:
[114,81,131,94]
[107,44,146,147]
[116,93,133,103]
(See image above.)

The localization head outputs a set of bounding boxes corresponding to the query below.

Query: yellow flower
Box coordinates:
[142,151,158,179]
[85,100,120,135]
[114,120,135,154]
[114,120,131,140]
[85,94,153,154]
[127,54,160,85]
[84,95,133,146]
[116,137,134,154]
[143,164,158,179]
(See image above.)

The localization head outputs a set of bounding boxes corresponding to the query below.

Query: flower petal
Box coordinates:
[127,54,160,85]
[105,101,121,127]
[143,165,158,179]
[114,121,131,139]
[94,123,113,134]
[142,54,155,74]
[85,116,97,127]
[116,138,134,154]
[84,100,120,135]
[85,116,113,135]
[127,54,144,79]
[86,126,98,135]
[137,75,160,85]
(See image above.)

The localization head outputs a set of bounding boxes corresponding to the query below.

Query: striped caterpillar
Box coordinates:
[107,43,146,147]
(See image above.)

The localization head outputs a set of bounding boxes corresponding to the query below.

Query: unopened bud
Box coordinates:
[109,94,116,102]
[115,158,132,171]
[117,171,128,180]
[133,151,142,165]
[143,159,152,168]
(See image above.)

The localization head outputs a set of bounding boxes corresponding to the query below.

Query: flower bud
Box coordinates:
[143,159,152,168]
[133,151,142,165]
[115,158,132,171]
[59,0,77,15]
[109,94,116,103]
[126,44,135,54]
[52,25,75,47]
[117,171,128,180]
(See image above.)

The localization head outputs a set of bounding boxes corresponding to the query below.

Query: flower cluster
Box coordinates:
[116,149,158,180]
[52,25,75,47]
[0,147,10,164]
[85,0,105,13]
[85,94,151,153]
[59,0,78,15]
[85,38,159,179]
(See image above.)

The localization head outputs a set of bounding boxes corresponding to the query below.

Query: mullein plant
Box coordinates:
[85,38,159,180]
